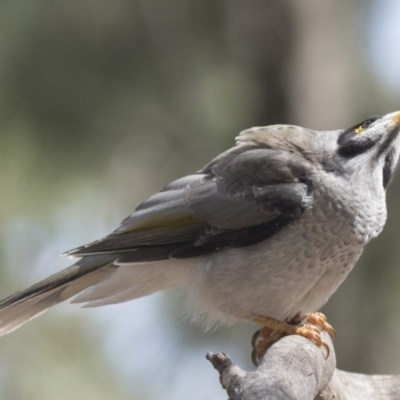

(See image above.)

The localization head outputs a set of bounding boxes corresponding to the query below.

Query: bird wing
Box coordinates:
[67,133,314,261]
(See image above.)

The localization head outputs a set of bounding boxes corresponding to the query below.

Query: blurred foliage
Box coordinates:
[1,0,400,399]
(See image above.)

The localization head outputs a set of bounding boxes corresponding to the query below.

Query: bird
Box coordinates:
[1,111,400,364]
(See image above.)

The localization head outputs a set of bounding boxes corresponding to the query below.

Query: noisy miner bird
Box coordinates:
[1,111,400,364]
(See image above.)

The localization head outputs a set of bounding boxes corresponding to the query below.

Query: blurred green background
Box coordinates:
[1,0,400,399]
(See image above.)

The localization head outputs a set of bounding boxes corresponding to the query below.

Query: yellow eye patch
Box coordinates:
[355,125,365,134]
[353,117,377,134]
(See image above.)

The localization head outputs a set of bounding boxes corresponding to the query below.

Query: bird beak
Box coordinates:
[375,112,400,159]
[388,111,400,126]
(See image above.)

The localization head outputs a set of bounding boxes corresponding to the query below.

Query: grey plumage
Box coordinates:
[1,112,400,334]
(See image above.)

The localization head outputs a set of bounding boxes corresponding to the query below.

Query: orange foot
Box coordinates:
[303,312,336,340]
[249,312,335,366]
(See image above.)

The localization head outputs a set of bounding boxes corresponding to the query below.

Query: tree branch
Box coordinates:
[207,333,400,399]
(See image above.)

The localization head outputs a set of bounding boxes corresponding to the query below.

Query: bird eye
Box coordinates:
[354,118,376,134]
[338,115,382,157]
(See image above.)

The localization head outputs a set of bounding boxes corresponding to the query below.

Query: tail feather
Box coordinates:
[0,254,117,335]
[71,260,178,306]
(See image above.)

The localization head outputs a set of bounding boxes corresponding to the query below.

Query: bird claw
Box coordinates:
[250,312,334,366]
[251,326,284,365]
[287,323,330,359]
[304,312,337,340]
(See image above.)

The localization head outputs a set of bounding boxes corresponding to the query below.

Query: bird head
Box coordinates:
[334,111,400,189]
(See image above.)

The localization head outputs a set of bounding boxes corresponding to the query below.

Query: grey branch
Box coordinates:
[206,333,400,399]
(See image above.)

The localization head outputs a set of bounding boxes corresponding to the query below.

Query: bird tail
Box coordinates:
[0,254,117,336]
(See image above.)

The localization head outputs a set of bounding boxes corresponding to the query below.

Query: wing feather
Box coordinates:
[67,130,314,259]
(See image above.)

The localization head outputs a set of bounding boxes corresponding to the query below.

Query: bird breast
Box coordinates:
[179,172,387,329]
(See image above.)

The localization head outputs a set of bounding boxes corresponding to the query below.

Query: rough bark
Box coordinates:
[207,333,400,399]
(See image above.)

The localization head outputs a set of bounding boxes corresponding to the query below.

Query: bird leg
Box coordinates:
[245,312,335,366]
